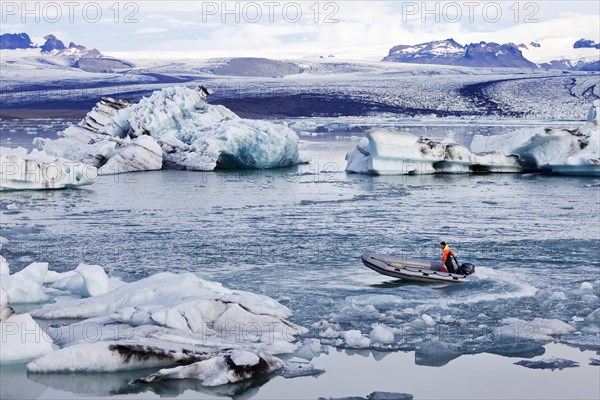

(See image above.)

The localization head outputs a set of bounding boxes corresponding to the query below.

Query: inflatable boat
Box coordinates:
[361,253,475,284]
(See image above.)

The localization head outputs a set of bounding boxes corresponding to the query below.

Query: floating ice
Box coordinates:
[134,350,282,387]
[35,86,301,174]
[343,330,371,348]
[0,262,49,303]
[0,287,54,364]
[1,313,55,364]
[421,314,436,326]
[497,317,575,341]
[50,264,123,297]
[0,286,15,321]
[0,255,8,275]
[345,130,521,175]
[281,358,325,378]
[514,358,579,370]
[27,341,212,373]
[23,266,305,380]
[369,324,395,345]
[0,147,97,190]
[319,392,413,400]
[294,338,324,360]
[346,101,599,176]
[580,282,593,290]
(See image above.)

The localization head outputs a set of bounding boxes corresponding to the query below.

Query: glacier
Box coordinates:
[34,86,301,174]
[346,100,599,176]
[0,147,98,190]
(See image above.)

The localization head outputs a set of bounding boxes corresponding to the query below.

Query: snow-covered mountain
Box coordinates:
[573,39,600,50]
[39,34,102,58]
[0,32,132,72]
[0,33,35,50]
[383,39,536,68]
[384,38,599,71]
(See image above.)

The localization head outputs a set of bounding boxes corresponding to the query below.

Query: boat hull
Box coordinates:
[362,253,473,284]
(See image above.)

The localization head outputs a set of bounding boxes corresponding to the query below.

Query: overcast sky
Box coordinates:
[1,1,599,60]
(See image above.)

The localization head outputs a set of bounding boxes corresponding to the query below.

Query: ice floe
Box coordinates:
[134,350,283,386]
[1,262,49,304]
[514,358,579,370]
[346,100,599,176]
[0,285,55,364]
[0,254,307,388]
[0,147,98,190]
[34,86,301,174]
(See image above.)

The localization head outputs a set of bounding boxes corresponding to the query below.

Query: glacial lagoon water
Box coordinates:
[1,119,599,399]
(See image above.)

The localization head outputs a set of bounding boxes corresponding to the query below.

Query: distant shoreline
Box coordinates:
[0,109,89,120]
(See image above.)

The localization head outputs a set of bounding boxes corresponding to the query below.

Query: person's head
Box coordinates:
[440,241,446,248]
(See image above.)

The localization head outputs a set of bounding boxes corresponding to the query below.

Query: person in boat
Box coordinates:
[440,241,458,273]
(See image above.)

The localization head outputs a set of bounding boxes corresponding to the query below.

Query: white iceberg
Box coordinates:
[49,264,123,297]
[135,350,283,387]
[343,330,371,348]
[345,130,521,175]
[34,86,301,174]
[24,268,304,375]
[346,100,599,176]
[0,262,49,304]
[0,147,98,190]
[0,253,304,386]
[0,255,8,276]
[0,287,55,364]
[369,324,395,345]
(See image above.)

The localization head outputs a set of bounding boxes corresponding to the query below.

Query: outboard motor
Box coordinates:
[457,263,475,275]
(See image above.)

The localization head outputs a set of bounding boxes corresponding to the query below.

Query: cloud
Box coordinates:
[132,27,168,35]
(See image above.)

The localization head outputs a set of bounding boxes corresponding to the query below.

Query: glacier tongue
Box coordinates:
[34,86,301,174]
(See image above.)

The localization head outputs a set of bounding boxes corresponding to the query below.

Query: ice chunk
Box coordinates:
[1,312,55,364]
[345,130,521,175]
[369,324,395,344]
[421,314,436,326]
[0,147,97,190]
[514,358,579,370]
[0,255,8,275]
[368,392,414,400]
[319,392,413,400]
[343,330,371,348]
[294,338,324,360]
[580,282,593,290]
[281,358,325,378]
[135,351,282,387]
[27,341,210,373]
[73,264,112,297]
[98,135,163,175]
[36,86,301,173]
[347,101,599,176]
[498,317,575,341]
[0,286,15,321]
[0,262,48,303]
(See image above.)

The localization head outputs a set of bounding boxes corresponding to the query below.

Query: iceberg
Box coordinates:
[0,147,98,190]
[135,350,283,387]
[34,86,301,174]
[0,262,49,304]
[514,358,579,370]
[12,261,306,379]
[0,287,55,364]
[346,100,599,176]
